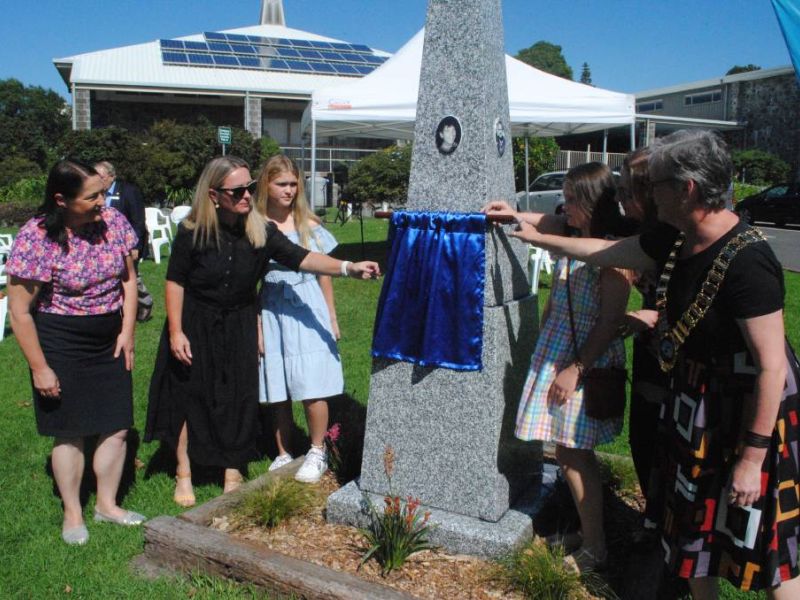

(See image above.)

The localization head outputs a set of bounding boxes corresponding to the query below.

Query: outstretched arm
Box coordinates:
[482,200,567,235]
[511,222,656,272]
[299,252,380,280]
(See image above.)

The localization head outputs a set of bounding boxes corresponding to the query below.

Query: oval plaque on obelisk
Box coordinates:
[435,116,461,155]
[494,118,507,157]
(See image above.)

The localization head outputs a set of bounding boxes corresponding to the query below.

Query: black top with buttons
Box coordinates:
[167,220,310,309]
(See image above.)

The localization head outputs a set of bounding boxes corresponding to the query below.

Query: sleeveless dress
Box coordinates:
[258,225,343,403]
[516,257,625,448]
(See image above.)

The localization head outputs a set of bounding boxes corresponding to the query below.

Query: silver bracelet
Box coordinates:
[340,260,351,277]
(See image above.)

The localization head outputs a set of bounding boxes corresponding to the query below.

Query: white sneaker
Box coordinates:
[268,453,293,472]
[295,446,328,483]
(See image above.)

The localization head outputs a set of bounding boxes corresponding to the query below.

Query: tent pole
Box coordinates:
[311,119,317,211]
[602,129,608,165]
[630,122,636,151]
[524,135,530,208]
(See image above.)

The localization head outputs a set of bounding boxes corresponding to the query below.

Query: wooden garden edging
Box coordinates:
[134,459,416,600]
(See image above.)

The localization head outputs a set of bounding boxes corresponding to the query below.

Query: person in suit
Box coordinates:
[95,161,153,321]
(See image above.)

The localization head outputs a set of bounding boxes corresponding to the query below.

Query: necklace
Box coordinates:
[655,227,766,372]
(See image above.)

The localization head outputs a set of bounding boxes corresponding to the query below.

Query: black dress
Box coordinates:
[145,221,308,468]
[640,221,800,591]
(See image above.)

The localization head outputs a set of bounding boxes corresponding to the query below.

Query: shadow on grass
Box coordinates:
[331,240,389,266]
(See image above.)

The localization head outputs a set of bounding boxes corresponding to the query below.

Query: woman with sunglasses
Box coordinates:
[146,156,379,506]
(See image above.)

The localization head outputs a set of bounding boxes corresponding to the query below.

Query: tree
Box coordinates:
[732,149,789,185]
[580,62,592,85]
[345,145,411,204]
[726,64,761,76]
[512,137,559,191]
[0,78,70,172]
[515,41,573,80]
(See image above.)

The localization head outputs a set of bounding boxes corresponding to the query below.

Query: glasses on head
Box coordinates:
[216,181,257,200]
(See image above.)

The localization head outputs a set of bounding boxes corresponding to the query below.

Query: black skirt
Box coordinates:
[145,295,261,468]
[33,312,133,437]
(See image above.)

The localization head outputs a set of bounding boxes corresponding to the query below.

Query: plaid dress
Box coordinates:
[515,257,625,448]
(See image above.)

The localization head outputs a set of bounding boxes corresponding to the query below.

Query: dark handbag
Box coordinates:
[565,261,627,420]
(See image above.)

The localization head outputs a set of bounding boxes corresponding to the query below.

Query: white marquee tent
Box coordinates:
[300,29,636,205]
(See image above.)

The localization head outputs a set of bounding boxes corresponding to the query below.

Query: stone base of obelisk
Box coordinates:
[327,462,558,559]
[327,294,547,558]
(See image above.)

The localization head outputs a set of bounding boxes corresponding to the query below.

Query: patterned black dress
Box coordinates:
[640,221,800,591]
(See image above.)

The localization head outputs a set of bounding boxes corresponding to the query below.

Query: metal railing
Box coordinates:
[554,150,627,170]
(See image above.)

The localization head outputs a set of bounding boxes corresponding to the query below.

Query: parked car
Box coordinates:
[735,183,800,227]
[516,169,620,214]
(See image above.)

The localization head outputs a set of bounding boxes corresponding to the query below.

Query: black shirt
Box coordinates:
[167,220,309,308]
[639,220,784,360]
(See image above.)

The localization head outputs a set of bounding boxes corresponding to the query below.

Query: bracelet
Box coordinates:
[743,430,771,449]
[340,260,352,278]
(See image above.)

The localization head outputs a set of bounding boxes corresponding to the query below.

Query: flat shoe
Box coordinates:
[93,509,146,526]
[563,547,607,575]
[62,524,89,546]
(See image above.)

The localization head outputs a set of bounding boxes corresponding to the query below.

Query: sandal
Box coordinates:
[563,547,608,575]
[223,471,244,494]
[174,471,195,508]
[545,531,583,554]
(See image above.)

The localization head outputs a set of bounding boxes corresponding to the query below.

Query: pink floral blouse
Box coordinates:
[5,207,138,315]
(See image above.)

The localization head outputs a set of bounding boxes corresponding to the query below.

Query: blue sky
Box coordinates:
[0,0,791,98]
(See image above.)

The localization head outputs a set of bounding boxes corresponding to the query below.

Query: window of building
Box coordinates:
[636,99,663,112]
[684,89,722,106]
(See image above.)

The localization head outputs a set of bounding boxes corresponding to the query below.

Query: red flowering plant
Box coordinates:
[323,422,343,476]
[358,445,435,576]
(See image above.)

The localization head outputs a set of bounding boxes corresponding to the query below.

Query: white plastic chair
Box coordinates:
[145,207,172,264]
[0,292,6,342]
[528,245,553,294]
[0,234,12,251]
[170,205,192,228]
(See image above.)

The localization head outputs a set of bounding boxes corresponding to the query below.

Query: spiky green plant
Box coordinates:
[234,477,319,530]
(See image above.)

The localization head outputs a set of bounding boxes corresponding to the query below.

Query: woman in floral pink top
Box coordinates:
[6,159,146,546]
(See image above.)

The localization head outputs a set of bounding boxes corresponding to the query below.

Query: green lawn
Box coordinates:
[0,214,796,598]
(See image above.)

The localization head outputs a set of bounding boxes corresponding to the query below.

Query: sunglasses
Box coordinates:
[216,181,257,200]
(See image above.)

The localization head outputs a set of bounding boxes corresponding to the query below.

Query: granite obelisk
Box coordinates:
[328,0,543,557]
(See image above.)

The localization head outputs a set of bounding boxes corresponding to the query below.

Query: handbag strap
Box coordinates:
[564,260,584,365]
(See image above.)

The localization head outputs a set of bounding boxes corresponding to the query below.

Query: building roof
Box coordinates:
[54,23,390,98]
[635,65,796,99]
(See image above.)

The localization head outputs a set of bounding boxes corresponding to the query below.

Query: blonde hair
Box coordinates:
[182,156,267,249]
[255,155,321,249]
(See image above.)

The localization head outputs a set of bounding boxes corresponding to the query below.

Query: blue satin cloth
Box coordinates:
[371,211,486,371]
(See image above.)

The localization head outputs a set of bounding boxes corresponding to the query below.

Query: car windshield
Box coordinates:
[530,174,564,192]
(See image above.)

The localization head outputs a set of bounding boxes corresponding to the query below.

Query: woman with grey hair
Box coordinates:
[486,130,800,597]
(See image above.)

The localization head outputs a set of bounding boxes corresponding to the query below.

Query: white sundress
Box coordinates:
[258,225,344,403]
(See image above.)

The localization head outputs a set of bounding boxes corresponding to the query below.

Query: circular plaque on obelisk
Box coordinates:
[494,118,506,157]
[435,116,461,155]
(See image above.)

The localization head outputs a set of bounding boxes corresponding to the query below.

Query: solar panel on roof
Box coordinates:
[226,33,249,42]
[354,65,375,74]
[275,38,293,46]
[208,42,232,52]
[247,35,265,44]
[318,51,344,61]
[184,41,209,51]
[162,51,189,64]
[308,40,334,49]
[205,32,226,41]
[276,47,301,58]
[332,63,359,74]
[284,60,314,72]
[268,59,289,70]
[256,46,277,57]
[212,54,239,66]
[310,62,336,73]
[187,53,214,65]
[351,44,373,52]
[237,56,260,68]
[341,53,366,63]
[329,42,353,51]
[161,39,185,50]
[290,39,314,48]
[298,49,322,59]
[229,44,257,54]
